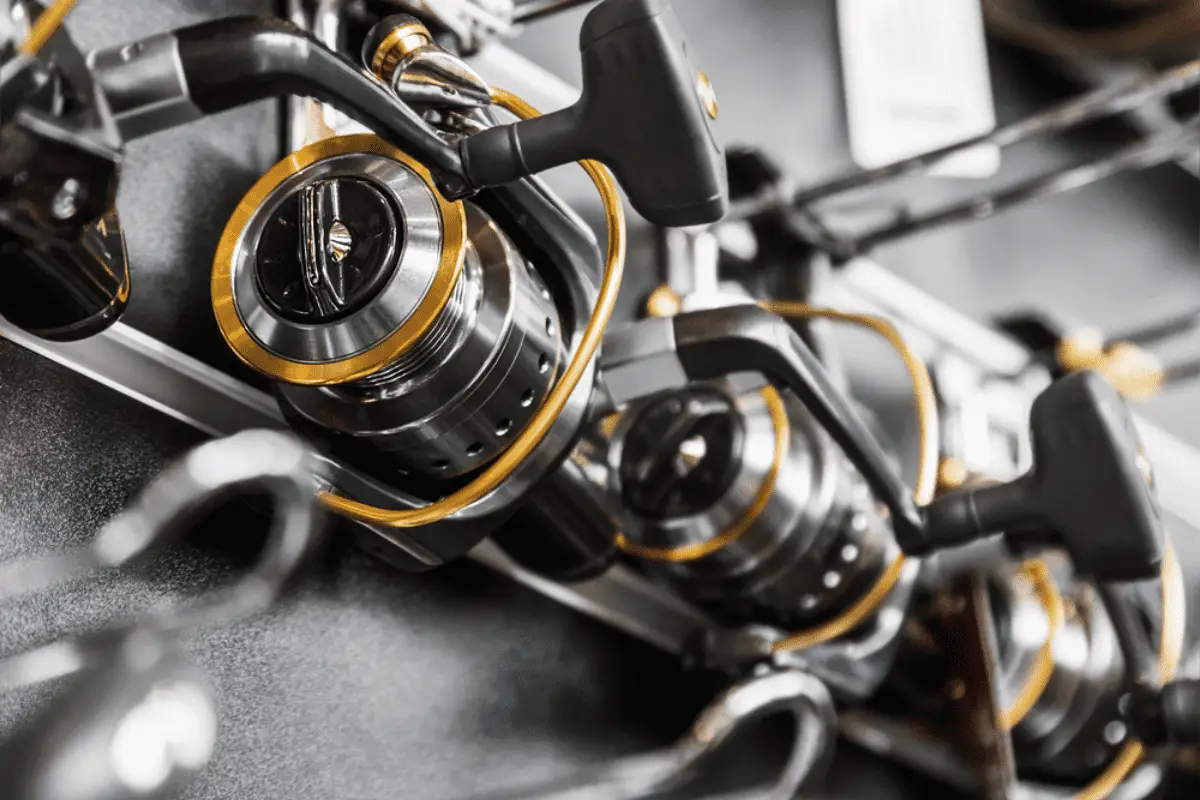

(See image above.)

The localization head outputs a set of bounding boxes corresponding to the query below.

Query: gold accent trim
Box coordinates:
[937,456,970,491]
[212,133,466,386]
[315,88,626,529]
[999,559,1064,731]
[615,386,790,563]
[761,302,938,653]
[370,20,433,83]
[1057,328,1166,400]
[696,71,718,120]
[598,412,622,440]
[18,0,77,57]
[645,284,682,318]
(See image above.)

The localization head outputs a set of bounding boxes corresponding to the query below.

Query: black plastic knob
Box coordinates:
[460,0,727,226]
[1130,680,1200,746]
[919,371,1163,581]
[255,178,399,323]
[618,386,744,520]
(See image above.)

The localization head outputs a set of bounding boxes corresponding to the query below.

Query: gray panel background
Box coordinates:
[0,1,1196,798]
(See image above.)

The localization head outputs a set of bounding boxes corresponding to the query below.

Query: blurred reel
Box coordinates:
[0,430,325,800]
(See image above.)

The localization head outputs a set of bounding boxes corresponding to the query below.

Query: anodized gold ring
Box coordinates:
[212,134,466,386]
[370,20,433,84]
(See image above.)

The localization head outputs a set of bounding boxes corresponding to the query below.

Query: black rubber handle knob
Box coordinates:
[919,371,1163,580]
[461,0,728,226]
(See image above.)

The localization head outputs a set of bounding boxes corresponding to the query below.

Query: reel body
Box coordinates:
[3,2,1199,799]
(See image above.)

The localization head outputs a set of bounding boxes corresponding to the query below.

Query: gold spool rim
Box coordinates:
[212,134,466,386]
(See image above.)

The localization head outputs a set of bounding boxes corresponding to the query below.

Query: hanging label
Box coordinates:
[837,0,1000,178]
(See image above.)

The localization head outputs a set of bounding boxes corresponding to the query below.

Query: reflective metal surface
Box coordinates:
[990,566,1128,781]
[0,210,130,343]
[0,312,704,646]
[11,253,1200,657]
[1,180,603,567]
[775,552,920,700]
[282,203,564,477]
[609,382,893,627]
[492,429,622,581]
[367,15,492,109]
[229,152,446,365]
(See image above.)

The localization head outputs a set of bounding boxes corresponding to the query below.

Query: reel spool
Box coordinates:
[607,381,894,629]
[213,134,565,480]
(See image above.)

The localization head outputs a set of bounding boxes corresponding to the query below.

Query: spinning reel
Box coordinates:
[3,1,1200,798]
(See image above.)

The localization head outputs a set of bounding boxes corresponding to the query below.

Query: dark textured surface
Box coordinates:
[0,1,1198,798]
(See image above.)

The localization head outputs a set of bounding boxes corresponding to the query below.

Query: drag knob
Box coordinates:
[619,386,744,520]
[254,177,400,323]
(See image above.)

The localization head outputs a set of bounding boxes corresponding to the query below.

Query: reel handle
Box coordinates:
[918,371,1163,581]
[461,0,727,226]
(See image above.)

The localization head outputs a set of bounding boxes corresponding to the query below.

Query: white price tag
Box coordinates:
[837,0,1000,178]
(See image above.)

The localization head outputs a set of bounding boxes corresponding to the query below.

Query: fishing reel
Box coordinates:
[6,2,1200,797]
[0,0,128,342]
[2,0,727,567]
[602,282,1196,795]
[623,145,1197,790]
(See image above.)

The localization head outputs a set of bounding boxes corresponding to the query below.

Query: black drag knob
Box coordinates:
[255,177,399,323]
[619,386,744,519]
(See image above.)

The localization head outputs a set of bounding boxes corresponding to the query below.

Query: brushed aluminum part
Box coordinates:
[280,202,563,477]
[608,383,892,627]
[989,563,1128,781]
[225,151,449,367]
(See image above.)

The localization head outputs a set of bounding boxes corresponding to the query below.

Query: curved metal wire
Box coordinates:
[0,429,325,691]
[464,669,837,800]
